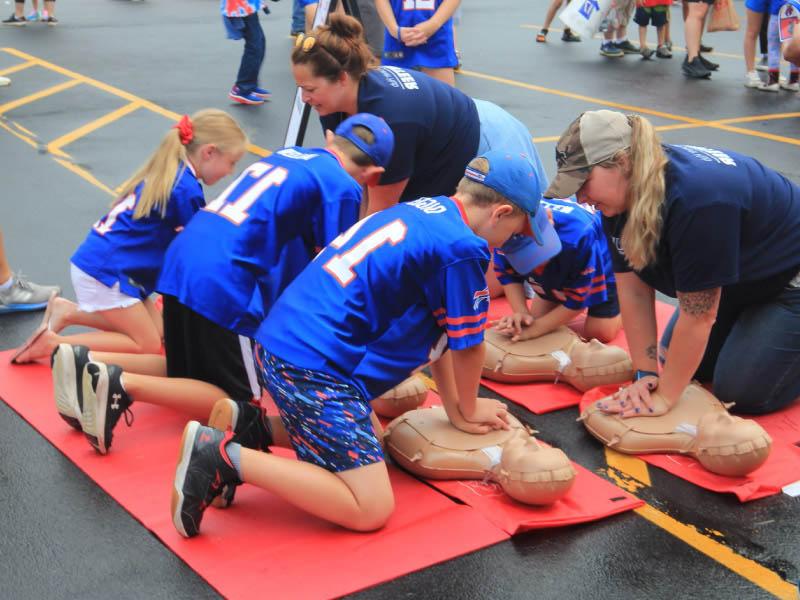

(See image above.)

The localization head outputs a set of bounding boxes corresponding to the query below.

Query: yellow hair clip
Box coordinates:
[295,33,317,52]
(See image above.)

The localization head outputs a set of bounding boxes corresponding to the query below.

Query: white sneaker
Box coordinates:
[758,80,780,92]
[744,71,762,88]
[756,56,768,72]
[780,80,800,92]
[0,75,9,87]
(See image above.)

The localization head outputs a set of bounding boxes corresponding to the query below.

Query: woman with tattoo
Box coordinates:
[545,110,800,416]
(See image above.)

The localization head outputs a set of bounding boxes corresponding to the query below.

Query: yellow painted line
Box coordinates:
[0,78,81,115]
[604,448,651,485]
[13,121,36,137]
[0,60,36,76]
[459,68,704,124]
[52,156,117,197]
[461,69,800,147]
[1,47,272,158]
[636,504,798,599]
[719,112,800,124]
[0,118,39,149]
[47,101,143,153]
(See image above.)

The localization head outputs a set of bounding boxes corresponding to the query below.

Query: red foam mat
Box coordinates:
[482,296,675,414]
[0,351,507,599]
[580,385,800,502]
[381,392,643,534]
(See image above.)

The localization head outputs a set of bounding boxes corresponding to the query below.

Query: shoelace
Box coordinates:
[123,407,135,428]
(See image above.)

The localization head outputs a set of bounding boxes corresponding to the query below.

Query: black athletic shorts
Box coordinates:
[162,294,259,403]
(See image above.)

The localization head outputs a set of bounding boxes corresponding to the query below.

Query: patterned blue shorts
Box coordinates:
[257,346,384,472]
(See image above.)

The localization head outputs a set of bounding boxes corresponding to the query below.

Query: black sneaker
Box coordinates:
[698,54,719,71]
[80,362,133,454]
[172,422,242,538]
[616,40,640,54]
[561,29,581,42]
[51,344,91,431]
[208,398,273,508]
[700,43,713,53]
[43,16,58,25]
[2,14,26,25]
[682,56,711,79]
[656,45,672,59]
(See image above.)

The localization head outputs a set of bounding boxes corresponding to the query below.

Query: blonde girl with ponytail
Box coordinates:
[13,109,247,364]
[546,109,800,417]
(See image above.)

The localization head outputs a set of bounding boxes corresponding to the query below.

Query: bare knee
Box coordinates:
[348,495,395,532]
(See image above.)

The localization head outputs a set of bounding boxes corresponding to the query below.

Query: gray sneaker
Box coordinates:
[0,272,60,313]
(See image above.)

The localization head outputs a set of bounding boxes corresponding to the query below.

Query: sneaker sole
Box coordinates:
[52,344,82,431]
[172,421,202,537]
[228,94,264,106]
[81,363,109,454]
[208,399,238,508]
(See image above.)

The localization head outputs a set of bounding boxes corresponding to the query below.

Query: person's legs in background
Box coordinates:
[0,228,60,313]
[682,0,712,78]
[229,12,268,105]
[3,0,26,25]
[744,2,766,88]
[291,0,304,35]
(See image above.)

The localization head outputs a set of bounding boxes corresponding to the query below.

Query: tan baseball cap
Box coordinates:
[544,110,632,199]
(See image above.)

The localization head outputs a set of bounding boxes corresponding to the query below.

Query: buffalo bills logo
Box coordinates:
[473,287,490,311]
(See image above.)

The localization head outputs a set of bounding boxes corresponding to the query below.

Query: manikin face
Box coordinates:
[292,64,350,116]
[575,164,630,217]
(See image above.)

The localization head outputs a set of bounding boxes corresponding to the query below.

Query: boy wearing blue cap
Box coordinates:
[55,114,393,457]
[492,198,622,344]
[171,150,549,537]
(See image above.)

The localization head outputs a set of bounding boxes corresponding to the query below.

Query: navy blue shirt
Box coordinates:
[320,67,480,202]
[603,144,800,297]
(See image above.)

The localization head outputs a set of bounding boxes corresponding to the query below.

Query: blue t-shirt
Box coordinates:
[256,195,491,400]
[157,148,362,338]
[71,164,205,300]
[382,0,457,69]
[320,67,480,202]
[494,198,616,310]
[603,144,800,297]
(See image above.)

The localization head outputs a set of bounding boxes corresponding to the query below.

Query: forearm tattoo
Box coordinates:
[677,289,720,317]
[645,345,657,360]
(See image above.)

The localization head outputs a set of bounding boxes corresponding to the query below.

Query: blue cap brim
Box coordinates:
[501,209,562,274]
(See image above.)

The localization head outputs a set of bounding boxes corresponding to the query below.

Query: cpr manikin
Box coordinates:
[385,406,575,505]
[372,374,429,418]
[482,326,634,391]
[580,384,772,477]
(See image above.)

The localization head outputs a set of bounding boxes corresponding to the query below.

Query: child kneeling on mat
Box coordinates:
[171,150,550,536]
[12,110,247,365]
[492,198,622,343]
[54,114,393,456]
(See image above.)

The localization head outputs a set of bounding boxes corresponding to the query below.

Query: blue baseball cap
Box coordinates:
[335,113,395,168]
[464,150,562,274]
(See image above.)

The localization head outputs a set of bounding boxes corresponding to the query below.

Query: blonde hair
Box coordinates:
[117,109,247,220]
[599,115,668,270]
[456,157,526,214]
[333,125,376,167]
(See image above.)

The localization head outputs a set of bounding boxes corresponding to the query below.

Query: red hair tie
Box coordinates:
[173,115,193,146]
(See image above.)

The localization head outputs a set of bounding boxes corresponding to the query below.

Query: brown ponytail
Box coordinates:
[291,13,375,82]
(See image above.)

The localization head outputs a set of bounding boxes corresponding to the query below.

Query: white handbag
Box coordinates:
[558,0,615,39]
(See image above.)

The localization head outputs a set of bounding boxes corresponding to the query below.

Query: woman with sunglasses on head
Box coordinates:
[546,110,800,417]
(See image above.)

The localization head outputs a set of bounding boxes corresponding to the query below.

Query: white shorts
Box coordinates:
[70,263,140,313]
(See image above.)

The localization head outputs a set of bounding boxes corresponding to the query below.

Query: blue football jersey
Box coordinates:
[256,195,491,400]
[70,164,205,300]
[157,147,362,338]
[382,0,458,69]
[494,198,616,310]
